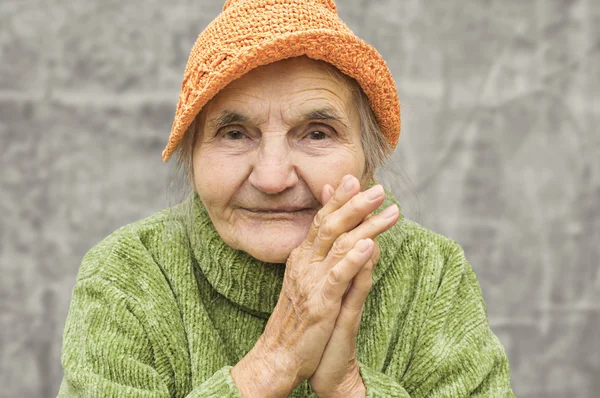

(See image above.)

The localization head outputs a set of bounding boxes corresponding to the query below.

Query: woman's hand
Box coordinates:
[231,175,398,397]
[309,185,398,397]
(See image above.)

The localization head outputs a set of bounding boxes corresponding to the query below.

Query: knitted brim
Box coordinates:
[162,0,400,162]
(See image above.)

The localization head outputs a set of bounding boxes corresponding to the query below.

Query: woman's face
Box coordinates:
[193,57,367,263]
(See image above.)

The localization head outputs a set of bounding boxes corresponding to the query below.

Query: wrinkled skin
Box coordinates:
[193,56,400,397]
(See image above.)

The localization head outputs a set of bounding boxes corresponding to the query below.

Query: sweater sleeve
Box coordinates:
[357,240,515,398]
[58,276,242,398]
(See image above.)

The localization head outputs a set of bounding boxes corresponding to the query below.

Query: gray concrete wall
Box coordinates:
[1,0,598,397]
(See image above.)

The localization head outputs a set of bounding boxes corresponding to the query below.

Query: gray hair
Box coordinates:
[334,66,393,179]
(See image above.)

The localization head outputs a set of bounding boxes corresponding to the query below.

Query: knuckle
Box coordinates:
[313,209,326,229]
[346,248,364,266]
[317,216,336,241]
[287,247,301,263]
[331,233,351,256]
[287,246,308,268]
[319,284,341,310]
[298,239,312,253]
[283,271,298,290]
[328,267,342,285]
[320,285,333,307]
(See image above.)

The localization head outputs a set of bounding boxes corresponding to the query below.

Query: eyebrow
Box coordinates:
[207,107,349,131]
[207,111,251,131]
[302,108,349,129]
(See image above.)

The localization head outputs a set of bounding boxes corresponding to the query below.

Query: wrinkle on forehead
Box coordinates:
[201,59,358,133]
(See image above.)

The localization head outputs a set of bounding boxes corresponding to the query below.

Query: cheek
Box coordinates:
[297,149,366,195]
[193,149,248,206]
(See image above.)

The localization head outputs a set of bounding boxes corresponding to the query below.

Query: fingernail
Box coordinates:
[380,204,398,219]
[366,185,384,201]
[343,175,355,191]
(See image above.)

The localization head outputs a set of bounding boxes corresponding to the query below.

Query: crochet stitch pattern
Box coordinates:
[162,0,401,162]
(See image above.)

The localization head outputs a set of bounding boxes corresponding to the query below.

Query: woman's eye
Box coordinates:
[306,130,328,140]
[224,130,246,140]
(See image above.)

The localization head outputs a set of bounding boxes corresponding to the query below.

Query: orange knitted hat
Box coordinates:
[162,0,401,162]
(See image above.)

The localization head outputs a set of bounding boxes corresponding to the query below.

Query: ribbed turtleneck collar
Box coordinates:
[186,189,405,318]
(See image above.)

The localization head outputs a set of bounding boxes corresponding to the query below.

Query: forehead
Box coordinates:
[201,57,356,120]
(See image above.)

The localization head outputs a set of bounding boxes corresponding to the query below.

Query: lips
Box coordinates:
[244,207,313,213]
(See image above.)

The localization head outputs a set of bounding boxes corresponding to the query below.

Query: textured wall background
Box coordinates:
[1,0,598,397]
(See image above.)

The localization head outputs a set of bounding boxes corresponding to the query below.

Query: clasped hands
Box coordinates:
[231,175,400,397]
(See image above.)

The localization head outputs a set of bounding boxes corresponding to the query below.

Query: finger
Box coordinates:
[326,185,335,203]
[304,175,360,248]
[312,184,386,260]
[344,241,379,304]
[325,203,398,263]
[320,184,335,205]
[342,240,378,295]
[336,242,380,333]
[336,267,372,335]
[361,211,373,224]
[342,240,379,295]
[321,239,374,303]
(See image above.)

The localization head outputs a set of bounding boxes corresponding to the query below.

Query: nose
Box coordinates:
[248,136,298,194]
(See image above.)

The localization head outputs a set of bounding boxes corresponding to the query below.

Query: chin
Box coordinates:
[223,210,315,263]
[237,227,308,263]
[250,250,293,264]
[244,237,303,263]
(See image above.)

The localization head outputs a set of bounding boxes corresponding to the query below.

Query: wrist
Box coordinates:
[320,366,366,398]
[231,336,300,397]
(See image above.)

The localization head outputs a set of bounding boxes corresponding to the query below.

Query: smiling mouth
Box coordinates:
[244,208,314,214]
[238,206,319,219]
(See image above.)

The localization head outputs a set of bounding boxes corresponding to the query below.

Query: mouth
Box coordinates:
[243,207,314,214]
[237,205,319,220]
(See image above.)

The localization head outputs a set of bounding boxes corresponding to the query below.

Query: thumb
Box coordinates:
[321,184,335,205]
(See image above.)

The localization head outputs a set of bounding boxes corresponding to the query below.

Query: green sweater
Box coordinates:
[59,191,515,397]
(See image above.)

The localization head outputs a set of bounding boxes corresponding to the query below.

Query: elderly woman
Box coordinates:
[59,0,514,397]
